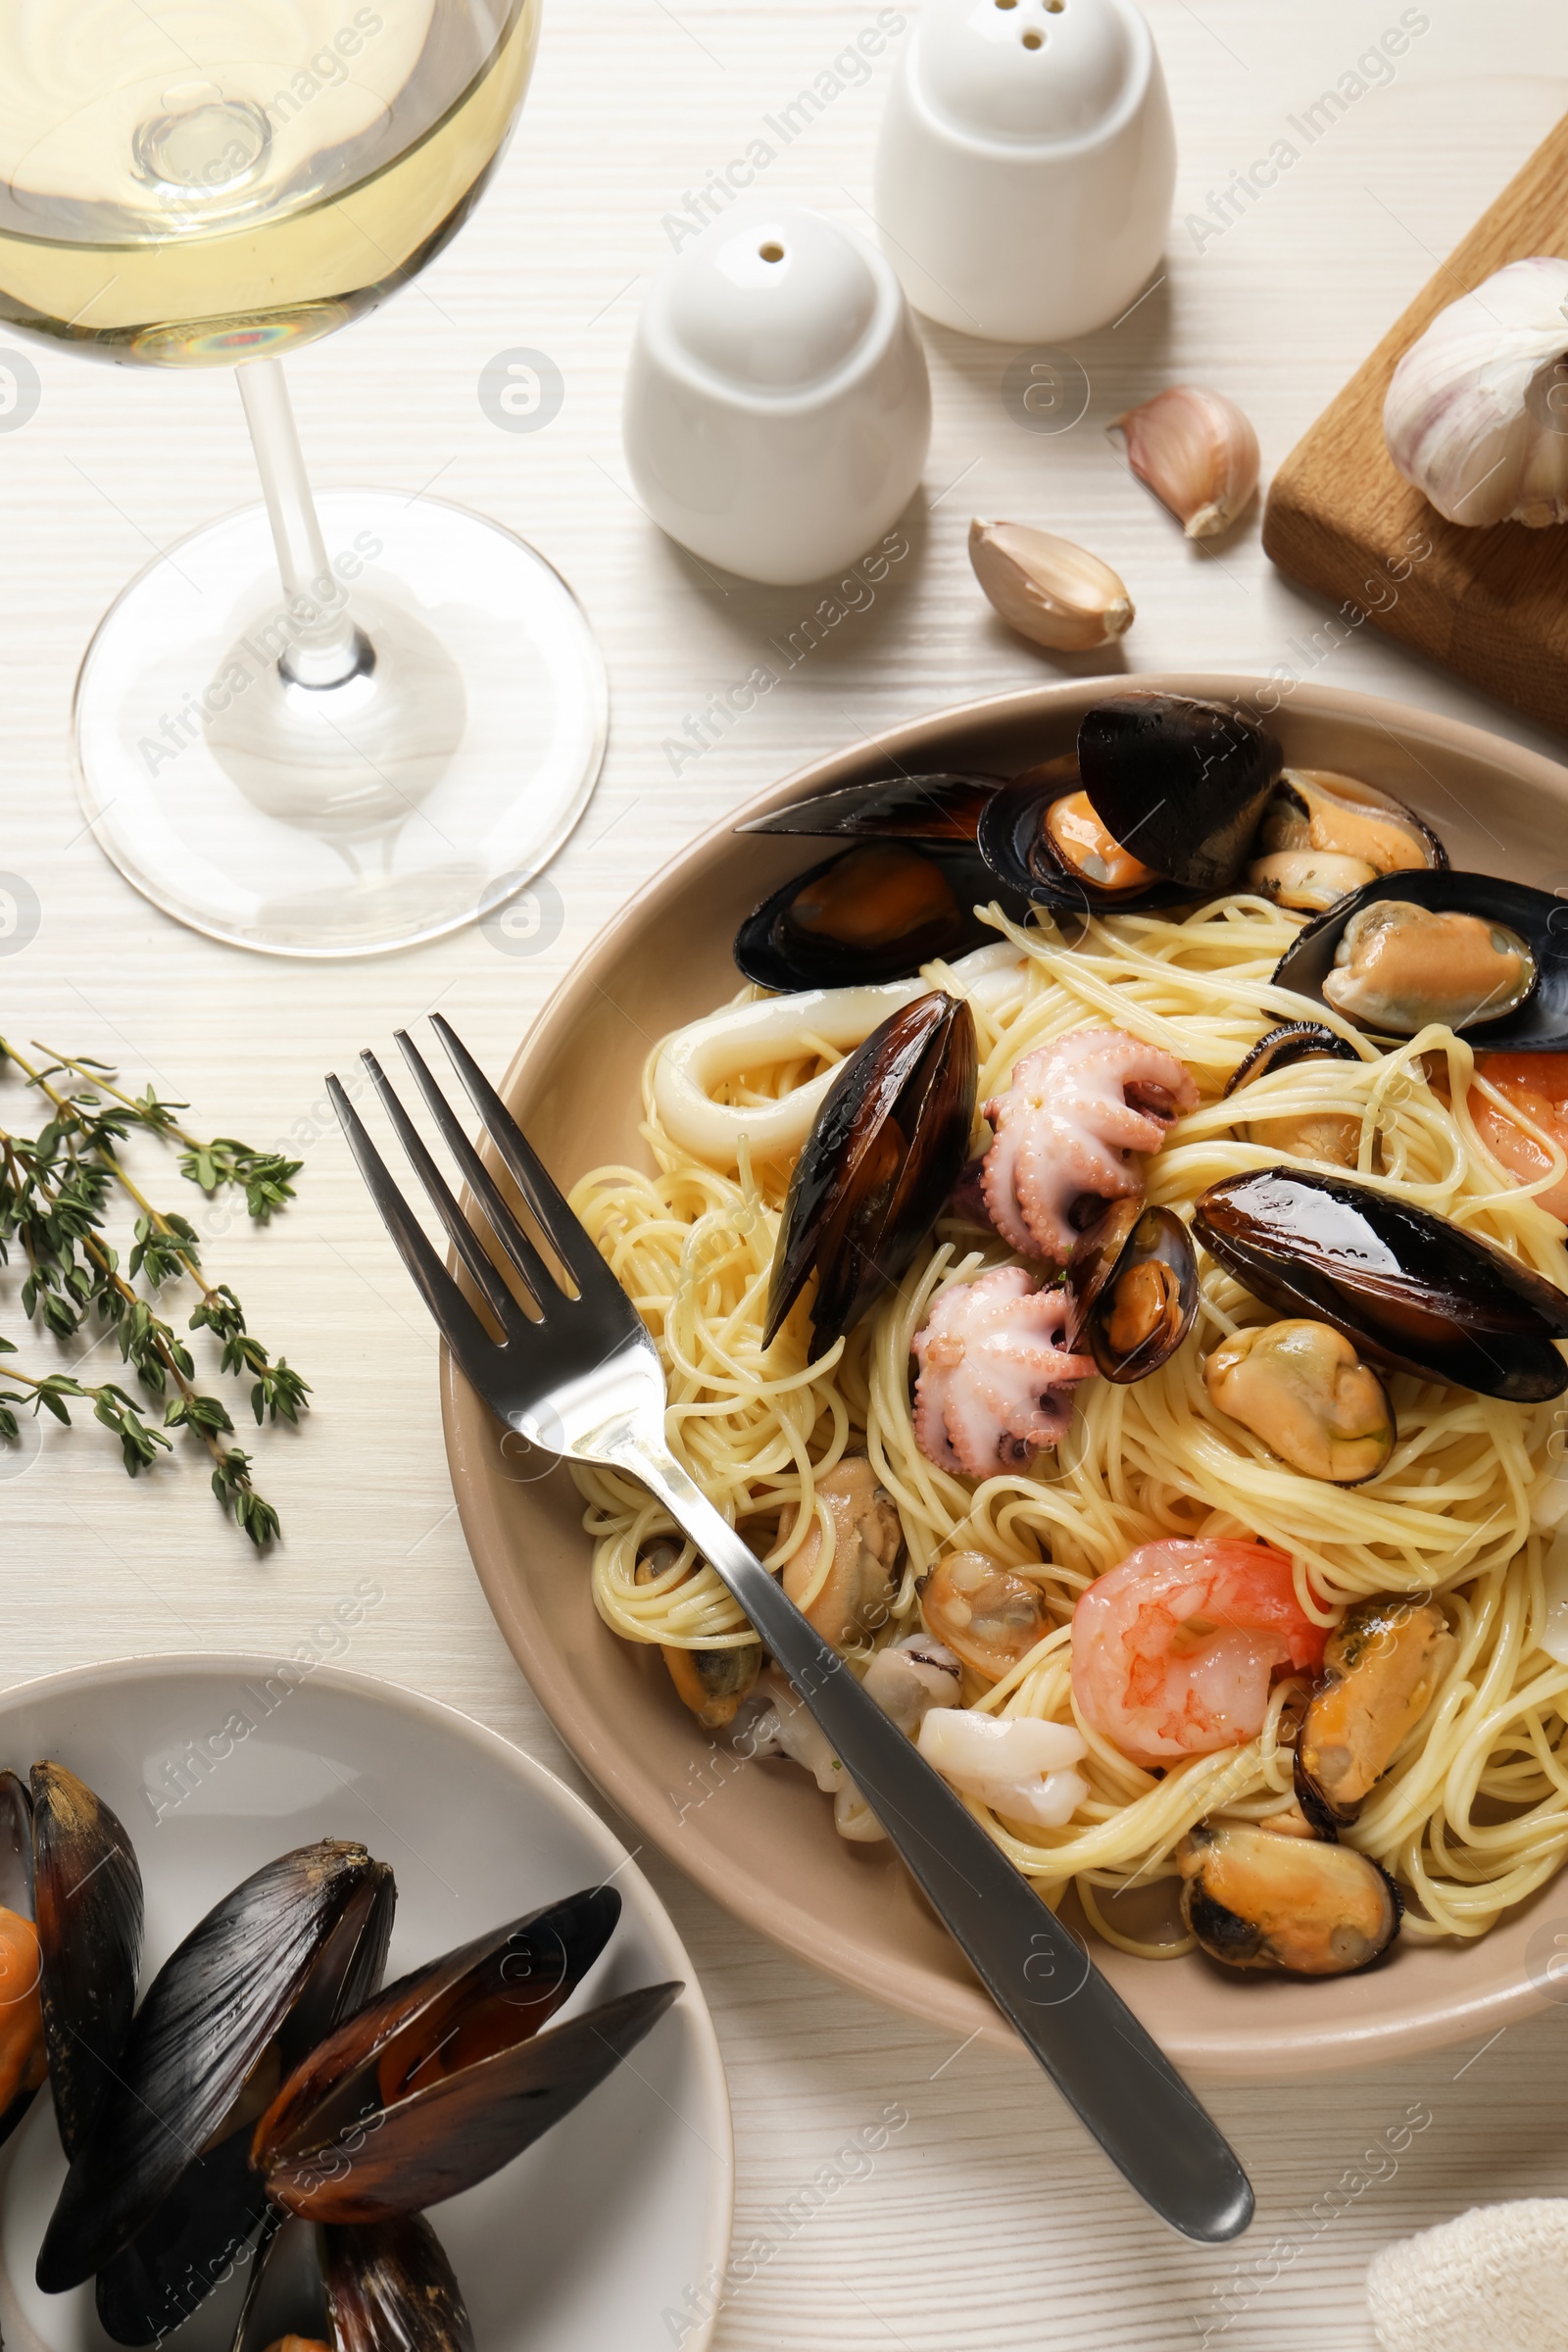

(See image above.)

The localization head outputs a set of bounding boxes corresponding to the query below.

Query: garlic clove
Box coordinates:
[1110,384,1261,539]
[1384,255,1568,529]
[967,517,1134,652]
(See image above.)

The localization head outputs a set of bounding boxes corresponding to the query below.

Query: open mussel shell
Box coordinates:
[764,991,977,1359]
[1079,695,1281,894]
[324,2216,475,2352]
[1066,1202,1199,1383]
[39,1838,395,2306]
[0,1771,42,2154]
[737,771,1003,842]
[253,1887,682,2224]
[0,1763,144,2167]
[1272,868,1568,1047]
[977,753,1186,916]
[977,694,1282,913]
[1247,768,1446,912]
[1223,1022,1358,1096]
[95,1846,397,2351]
[31,1761,144,2165]
[1195,1167,1568,1402]
[733,842,1003,990]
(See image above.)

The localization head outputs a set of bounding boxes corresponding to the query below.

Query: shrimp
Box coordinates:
[1070,1539,1328,1767]
[1470,1053,1568,1222]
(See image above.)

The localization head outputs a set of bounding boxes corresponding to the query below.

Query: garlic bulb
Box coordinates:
[1110,385,1260,539]
[968,518,1134,651]
[1385,255,1568,528]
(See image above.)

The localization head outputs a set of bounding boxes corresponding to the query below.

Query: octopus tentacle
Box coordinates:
[911,1267,1096,1477]
[980,1026,1197,1260]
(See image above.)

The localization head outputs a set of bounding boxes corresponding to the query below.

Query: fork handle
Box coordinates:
[617,1437,1253,2246]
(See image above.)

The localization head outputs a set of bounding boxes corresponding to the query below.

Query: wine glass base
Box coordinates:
[73,491,609,957]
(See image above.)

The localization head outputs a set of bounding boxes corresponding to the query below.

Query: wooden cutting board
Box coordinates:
[1262,110,1568,736]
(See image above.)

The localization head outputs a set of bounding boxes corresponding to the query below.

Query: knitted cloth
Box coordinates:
[1367,2199,1568,2352]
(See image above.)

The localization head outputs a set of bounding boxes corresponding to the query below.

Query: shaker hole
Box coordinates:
[759,241,785,262]
[994,1,1017,11]
[1046,0,1064,11]
[1021,25,1044,44]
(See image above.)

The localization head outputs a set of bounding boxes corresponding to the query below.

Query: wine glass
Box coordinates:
[0,0,606,957]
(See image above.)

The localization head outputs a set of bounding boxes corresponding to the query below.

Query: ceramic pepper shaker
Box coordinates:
[873,0,1176,342]
[622,197,931,586]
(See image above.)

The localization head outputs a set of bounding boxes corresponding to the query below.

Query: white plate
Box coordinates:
[0,1655,732,2352]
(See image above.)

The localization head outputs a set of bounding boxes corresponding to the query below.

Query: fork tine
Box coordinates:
[326,1076,500,1388]
[392,1030,563,1310]
[359,1052,528,1333]
[429,1014,609,1295]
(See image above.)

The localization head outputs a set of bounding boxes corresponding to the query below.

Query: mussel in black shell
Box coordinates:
[1272,869,1568,1049]
[733,843,1002,991]
[1223,1022,1360,1094]
[1066,1201,1199,1382]
[978,696,1282,914]
[324,2216,475,2352]
[734,773,1014,989]
[764,992,977,1359]
[1195,1166,1568,1401]
[39,1838,396,2329]
[1223,1022,1363,1168]
[0,1762,142,2163]
[739,771,1002,843]
[1246,768,1446,912]
[252,1887,681,2223]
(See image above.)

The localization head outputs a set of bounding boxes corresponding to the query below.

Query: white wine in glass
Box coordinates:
[0,1,607,956]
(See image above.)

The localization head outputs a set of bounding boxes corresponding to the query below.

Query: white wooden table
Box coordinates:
[6,3,1568,2343]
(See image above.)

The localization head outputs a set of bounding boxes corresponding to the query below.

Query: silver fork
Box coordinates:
[328,1013,1253,2245]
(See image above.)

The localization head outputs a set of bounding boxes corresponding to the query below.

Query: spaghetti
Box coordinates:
[568,894,1568,1957]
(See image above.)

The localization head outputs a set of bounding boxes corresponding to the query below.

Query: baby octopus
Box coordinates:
[981,1027,1197,1262]
[912,1265,1096,1477]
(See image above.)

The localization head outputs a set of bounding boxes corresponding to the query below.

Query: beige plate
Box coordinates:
[443,674,1568,2080]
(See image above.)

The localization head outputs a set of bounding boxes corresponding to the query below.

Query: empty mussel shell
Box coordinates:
[95,1845,398,2351]
[765,991,978,1359]
[1178,1820,1400,1976]
[1247,769,1446,912]
[253,1887,682,2223]
[1066,1201,1199,1383]
[1195,1167,1568,1401]
[733,842,1002,990]
[39,1838,395,2304]
[977,694,1282,913]
[737,771,1002,842]
[325,2216,475,2352]
[1295,1594,1456,1832]
[1273,869,1568,1048]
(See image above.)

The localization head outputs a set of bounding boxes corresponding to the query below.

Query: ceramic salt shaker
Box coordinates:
[621,198,931,587]
[873,0,1176,342]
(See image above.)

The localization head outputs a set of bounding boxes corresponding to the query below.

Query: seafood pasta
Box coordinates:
[568,697,1568,1977]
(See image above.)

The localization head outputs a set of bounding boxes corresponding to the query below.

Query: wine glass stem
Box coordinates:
[237,358,370,691]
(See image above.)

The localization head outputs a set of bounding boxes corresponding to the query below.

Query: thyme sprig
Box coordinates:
[0,1039,308,1549]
